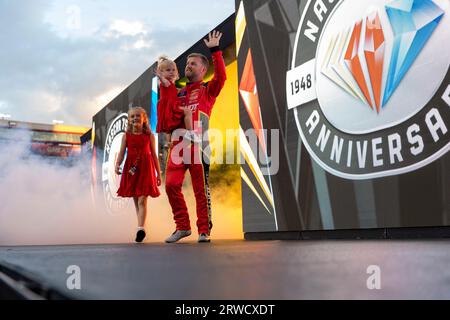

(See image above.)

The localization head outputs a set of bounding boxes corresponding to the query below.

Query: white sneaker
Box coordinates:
[198,233,211,243]
[165,230,192,243]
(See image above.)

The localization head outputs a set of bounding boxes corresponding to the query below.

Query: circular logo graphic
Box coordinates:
[287,0,450,179]
[102,113,129,215]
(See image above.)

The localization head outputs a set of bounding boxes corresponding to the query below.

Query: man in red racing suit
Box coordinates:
[160,31,226,243]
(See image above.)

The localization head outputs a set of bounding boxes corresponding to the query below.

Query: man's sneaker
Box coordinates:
[165,230,192,243]
[135,230,146,243]
[198,233,211,243]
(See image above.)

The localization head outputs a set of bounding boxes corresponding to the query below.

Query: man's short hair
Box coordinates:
[187,53,209,70]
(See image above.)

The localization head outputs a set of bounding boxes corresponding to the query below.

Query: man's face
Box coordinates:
[185,57,205,81]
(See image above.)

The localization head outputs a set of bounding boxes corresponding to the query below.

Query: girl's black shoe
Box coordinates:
[135,230,146,243]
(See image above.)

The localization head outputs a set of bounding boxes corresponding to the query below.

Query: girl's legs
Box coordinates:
[137,196,148,228]
[133,196,147,243]
[133,197,139,214]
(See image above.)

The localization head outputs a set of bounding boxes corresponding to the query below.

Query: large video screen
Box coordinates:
[237,0,450,233]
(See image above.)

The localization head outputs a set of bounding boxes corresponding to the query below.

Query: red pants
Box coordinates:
[165,143,212,235]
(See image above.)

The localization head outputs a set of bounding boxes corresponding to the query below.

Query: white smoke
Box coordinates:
[0,130,243,246]
[0,130,136,246]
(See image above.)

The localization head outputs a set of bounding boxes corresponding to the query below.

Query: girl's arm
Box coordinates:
[155,69,171,88]
[150,133,162,186]
[115,134,127,175]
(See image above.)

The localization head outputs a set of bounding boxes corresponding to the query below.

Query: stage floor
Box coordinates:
[1,239,450,299]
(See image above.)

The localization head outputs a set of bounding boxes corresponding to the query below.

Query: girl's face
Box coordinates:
[129,110,144,129]
[160,62,179,82]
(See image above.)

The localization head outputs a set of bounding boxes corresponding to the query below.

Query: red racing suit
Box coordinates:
[163,47,226,235]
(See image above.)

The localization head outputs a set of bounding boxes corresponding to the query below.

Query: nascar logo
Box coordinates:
[287,0,449,180]
[321,0,444,113]
[102,113,129,215]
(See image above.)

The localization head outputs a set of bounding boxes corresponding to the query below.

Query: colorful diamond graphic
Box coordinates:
[345,20,374,110]
[321,27,368,105]
[383,0,444,105]
[364,12,385,113]
[320,0,445,114]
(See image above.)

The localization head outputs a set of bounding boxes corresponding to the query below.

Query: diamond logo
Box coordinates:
[289,0,450,179]
[321,0,444,113]
[345,19,375,110]
[364,12,385,113]
[383,0,444,105]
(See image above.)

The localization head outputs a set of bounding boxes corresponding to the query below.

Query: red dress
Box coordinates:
[156,83,184,134]
[117,133,160,198]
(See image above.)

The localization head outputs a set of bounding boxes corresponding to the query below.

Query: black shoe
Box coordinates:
[135,230,146,243]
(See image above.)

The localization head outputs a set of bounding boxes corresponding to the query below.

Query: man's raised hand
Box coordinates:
[204,30,223,49]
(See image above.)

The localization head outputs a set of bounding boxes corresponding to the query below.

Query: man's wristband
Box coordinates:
[209,46,220,53]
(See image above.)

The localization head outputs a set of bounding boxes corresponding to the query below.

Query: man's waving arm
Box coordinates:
[204,31,227,98]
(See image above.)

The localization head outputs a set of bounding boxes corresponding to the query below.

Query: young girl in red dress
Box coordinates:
[155,56,201,143]
[116,107,162,243]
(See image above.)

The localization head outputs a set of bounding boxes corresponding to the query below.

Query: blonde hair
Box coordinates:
[157,55,176,72]
[127,107,151,135]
